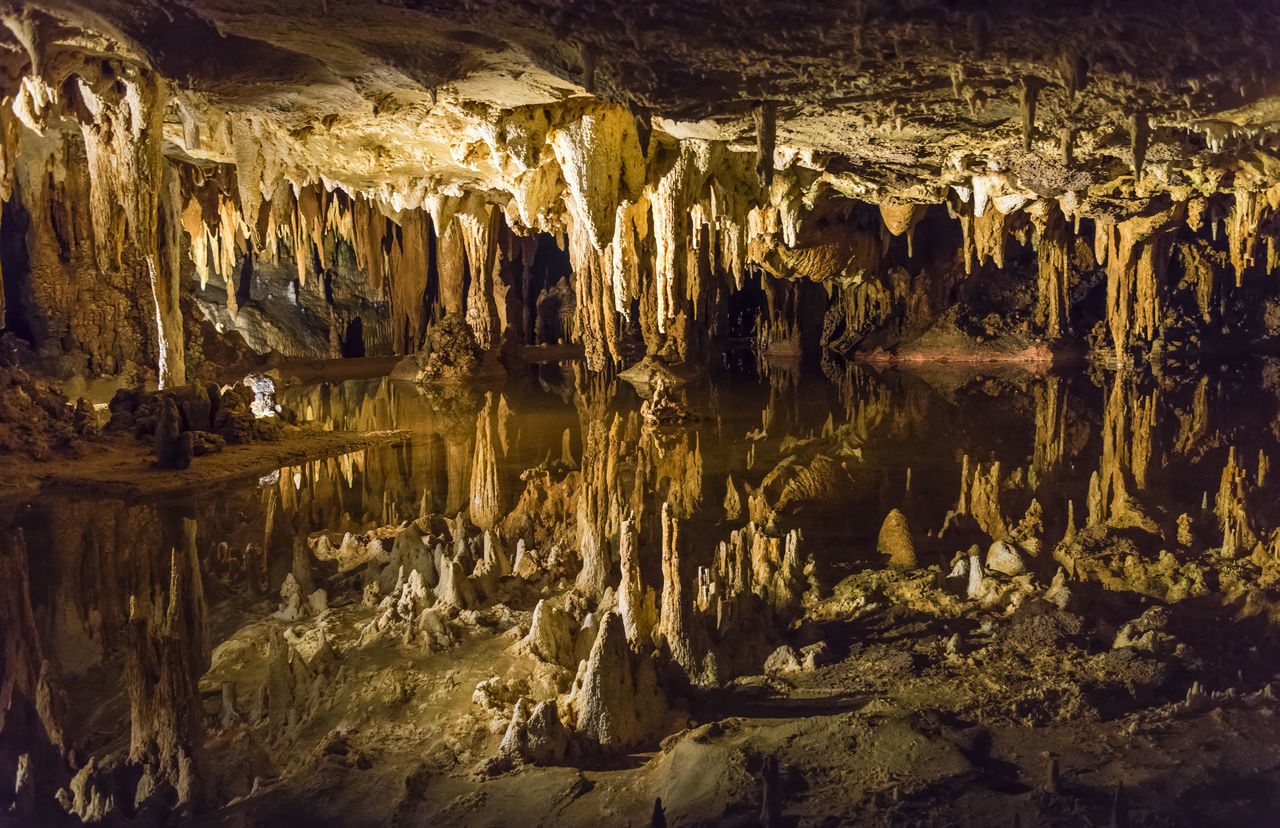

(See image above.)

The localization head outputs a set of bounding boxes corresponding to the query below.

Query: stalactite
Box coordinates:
[652,141,717,336]
[610,195,650,318]
[567,213,612,370]
[1018,76,1044,152]
[1130,110,1150,183]
[547,102,644,250]
[1226,189,1266,286]
[155,164,187,387]
[71,65,186,384]
[1100,203,1183,361]
[879,203,926,258]
[973,205,1011,269]
[1031,200,1070,339]
[457,195,503,349]
[754,101,777,190]
[0,109,17,327]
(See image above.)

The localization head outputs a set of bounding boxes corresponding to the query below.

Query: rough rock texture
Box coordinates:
[0,1,1277,384]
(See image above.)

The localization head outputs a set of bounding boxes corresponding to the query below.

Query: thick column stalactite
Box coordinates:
[155,164,187,387]
[73,65,184,385]
[1031,200,1070,339]
[388,209,431,353]
[436,218,467,319]
[458,195,502,350]
[1097,202,1184,362]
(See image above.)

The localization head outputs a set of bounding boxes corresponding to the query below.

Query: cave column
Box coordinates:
[155,166,186,388]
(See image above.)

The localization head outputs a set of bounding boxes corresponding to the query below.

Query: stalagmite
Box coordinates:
[877,508,917,569]
[571,611,667,749]
[521,600,576,668]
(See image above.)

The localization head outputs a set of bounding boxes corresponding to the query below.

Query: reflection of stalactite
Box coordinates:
[636,428,704,521]
[446,428,476,517]
[1173,376,1210,456]
[125,516,209,798]
[656,503,699,677]
[1033,375,1067,478]
[956,455,1008,541]
[469,392,505,529]
[617,516,657,648]
[0,530,69,772]
[1215,447,1259,557]
[1096,374,1160,531]
[575,410,621,601]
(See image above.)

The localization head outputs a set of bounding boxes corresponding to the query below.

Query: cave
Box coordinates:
[3,1,1280,825]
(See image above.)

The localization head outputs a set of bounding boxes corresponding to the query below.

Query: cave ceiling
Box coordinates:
[9,0,1279,209]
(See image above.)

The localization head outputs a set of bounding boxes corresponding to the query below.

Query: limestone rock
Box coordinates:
[764,645,802,673]
[572,612,664,748]
[877,508,917,570]
[986,540,1027,576]
[521,600,576,669]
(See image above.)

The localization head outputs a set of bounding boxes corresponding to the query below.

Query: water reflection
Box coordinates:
[4,357,1280,820]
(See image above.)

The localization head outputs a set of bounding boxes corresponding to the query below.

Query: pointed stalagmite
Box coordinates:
[574,612,655,748]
